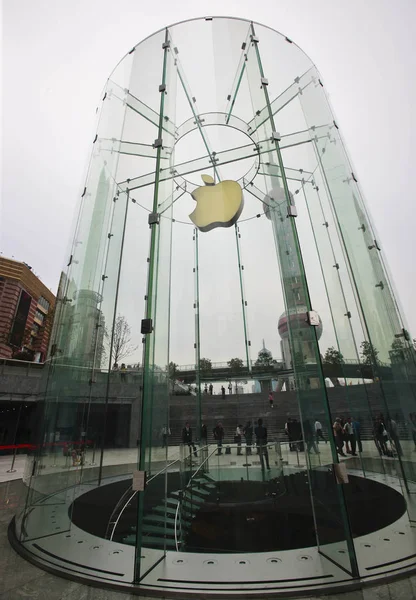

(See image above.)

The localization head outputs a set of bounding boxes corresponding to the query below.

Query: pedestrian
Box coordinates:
[343,419,353,454]
[285,418,295,451]
[161,424,171,448]
[228,382,232,394]
[235,424,243,455]
[209,383,213,395]
[344,417,357,456]
[351,417,362,453]
[303,419,319,454]
[268,391,274,408]
[204,383,208,394]
[213,421,225,455]
[333,418,346,456]
[120,363,127,381]
[243,421,253,455]
[292,418,303,452]
[201,423,207,445]
[254,418,270,470]
[387,416,403,456]
[182,421,197,457]
[221,385,226,399]
[373,417,388,456]
[314,419,326,444]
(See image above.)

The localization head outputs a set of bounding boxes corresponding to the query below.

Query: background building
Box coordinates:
[0,256,55,361]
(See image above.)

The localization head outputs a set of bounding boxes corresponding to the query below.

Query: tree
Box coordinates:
[168,361,179,391]
[322,346,344,387]
[199,357,212,376]
[390,339,405,362]
[360,341,379,366]
[227,357,244,374]
[323,347,344,365]
[111,314,138,365]
[169,361,179,380]
[255,348,277,368]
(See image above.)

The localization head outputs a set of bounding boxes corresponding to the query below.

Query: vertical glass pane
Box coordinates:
[242,24,358,575]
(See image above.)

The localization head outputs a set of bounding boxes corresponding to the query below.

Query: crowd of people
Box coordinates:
[179,419,271,469]
[159,412,412,462]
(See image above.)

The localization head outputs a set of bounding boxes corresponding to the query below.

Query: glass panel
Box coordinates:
[14,17,416,591]
[242,24,358,575]
[134,28,178,581]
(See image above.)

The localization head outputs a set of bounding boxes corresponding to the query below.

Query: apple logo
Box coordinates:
[189,174,244,232]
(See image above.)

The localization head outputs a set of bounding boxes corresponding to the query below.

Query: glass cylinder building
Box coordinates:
[10,16,416,597]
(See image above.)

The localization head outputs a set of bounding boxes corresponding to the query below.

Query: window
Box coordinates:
[34,310,44,325]
[37,297,50,312]
[9,290,32,347]
[31,323,40,336]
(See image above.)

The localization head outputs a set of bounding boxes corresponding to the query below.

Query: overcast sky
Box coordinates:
[2,0,416,346]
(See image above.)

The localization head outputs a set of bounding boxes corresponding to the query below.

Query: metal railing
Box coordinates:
[107,455,181,541]
[174,444,219,551]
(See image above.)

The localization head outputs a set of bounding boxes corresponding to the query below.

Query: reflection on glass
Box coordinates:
[12,16,416,593]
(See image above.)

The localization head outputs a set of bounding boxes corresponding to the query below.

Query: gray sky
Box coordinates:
[2,0,416,359]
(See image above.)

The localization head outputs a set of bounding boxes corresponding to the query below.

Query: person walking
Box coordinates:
[344,418,357,456]
[254,418,270,470]
[201,423,207,446]
[204,383,208,394]
[221,386,226,399]
[235,424,243,455]
[120,363,127,382]
[243,421,253,455]
[228,382,232,394]
[292,418,303,452]
[333,418,346,456]
[343,419,352,454]
[161,425,171,448]
[314,420,326,444]
[351,417,362,453]
[303,419,319,454]
[209,383,213,395]
[182,422,197,457]
[373,417,388,456]
[213,421,225,455]
[268,392,274,408]
[285,418,295,451]
[387,416,403,456]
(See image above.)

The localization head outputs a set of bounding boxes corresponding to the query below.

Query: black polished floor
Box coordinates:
[70,469,406,553]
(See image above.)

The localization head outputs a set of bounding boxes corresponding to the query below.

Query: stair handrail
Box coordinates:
[107,444,212,543]
[107,455,182,541]
[174,444,219,550]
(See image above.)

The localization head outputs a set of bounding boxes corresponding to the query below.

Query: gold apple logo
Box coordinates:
[189,174,244,232]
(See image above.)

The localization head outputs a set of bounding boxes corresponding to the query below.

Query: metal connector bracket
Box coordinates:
[148,212,159,226]
[287,205,298,217]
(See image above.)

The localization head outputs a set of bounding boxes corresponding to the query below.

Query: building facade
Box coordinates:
[0,257,55,361]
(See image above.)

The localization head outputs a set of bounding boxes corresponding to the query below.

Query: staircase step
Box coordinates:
[166,498,180,508]
[143,512,192,527]
[153,505,178,517]
[188,486,211,497]
[122,534,176,549]
[142,536,177,549]
[142,514,177,527]
[141,525,176,537]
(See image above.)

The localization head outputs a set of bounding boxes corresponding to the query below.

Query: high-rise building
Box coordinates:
[0,257,55,361]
